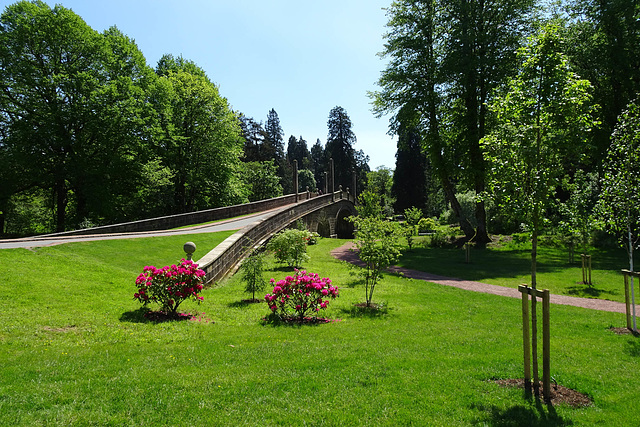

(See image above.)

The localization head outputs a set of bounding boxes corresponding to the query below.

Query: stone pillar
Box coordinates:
[330,158,335,202]
[293,159,299,202]
[324,171,328,194]
[352,169,357,203]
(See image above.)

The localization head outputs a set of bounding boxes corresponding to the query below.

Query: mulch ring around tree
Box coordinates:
[609,326,640,336]
[494,379,592,408]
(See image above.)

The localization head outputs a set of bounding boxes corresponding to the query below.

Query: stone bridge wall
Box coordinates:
[196,190,356,284]
[40,194,305,237]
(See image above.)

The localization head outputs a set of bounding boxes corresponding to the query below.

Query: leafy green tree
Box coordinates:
[297,169,317,193]
[403,206,423,251]
[598,99,640,275]
[239,114,267,162]
[357,190,383,219]
[483,23,597,290]
[366,166,395,217]
[597,99,640,331]
[326,106,357,190]
[240,160,283,202]
[349,215,404,307]
[483,23,598,388]
[154,55,245,212]
[372,0,535,244]
[0,1,156,231]
[566,0,640,163]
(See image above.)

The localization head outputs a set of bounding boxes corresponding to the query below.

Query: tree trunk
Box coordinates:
[55,179,67,232]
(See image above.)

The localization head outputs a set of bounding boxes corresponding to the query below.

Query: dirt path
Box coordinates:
[331,242,628,314]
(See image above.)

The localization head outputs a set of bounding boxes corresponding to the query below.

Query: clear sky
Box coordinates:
[19,0,398,170]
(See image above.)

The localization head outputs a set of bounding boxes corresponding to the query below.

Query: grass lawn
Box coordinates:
[398,236,636,304]
[0,234,638,425]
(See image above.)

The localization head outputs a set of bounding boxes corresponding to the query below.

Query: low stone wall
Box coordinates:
[40,194,304,237]
[196,191,354,284]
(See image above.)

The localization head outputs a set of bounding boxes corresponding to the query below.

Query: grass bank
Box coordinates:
[0,235,638,425]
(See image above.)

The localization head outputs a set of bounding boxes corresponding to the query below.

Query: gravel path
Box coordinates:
[331,242,628,314]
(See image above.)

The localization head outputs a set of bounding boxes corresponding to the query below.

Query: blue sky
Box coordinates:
[23,0,397,170]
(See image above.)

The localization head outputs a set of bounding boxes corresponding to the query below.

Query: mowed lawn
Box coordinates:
[0,234,638,426]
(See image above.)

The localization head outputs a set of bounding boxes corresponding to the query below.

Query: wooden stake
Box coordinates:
[520,285,531,391]
[542,289,551,402]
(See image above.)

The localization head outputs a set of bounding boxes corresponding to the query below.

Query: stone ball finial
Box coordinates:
[183,241,196,260]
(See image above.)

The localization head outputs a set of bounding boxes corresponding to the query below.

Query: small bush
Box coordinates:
[265,270,339,320]
[268,228,311,268]
[418,217,437,233]
[134,259,205,314]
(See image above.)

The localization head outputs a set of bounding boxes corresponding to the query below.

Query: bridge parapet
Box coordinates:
[196,191,355,284]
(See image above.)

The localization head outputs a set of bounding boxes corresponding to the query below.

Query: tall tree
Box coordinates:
[372,0,535,244]
[154,54,244,212]
[567,0,640,162]
[326,106,357,191]
[0,1,155,231]
[286,135,311,169]
[238,114,266,162]
[392,108,428,213]
[310,138,326,190]
[264,108,290,192]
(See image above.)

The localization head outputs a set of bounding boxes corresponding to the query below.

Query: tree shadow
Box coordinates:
[566,284,619,299]
[227,299,263,309]
[625,337,640,357]
[119,307,152,323]
[472,400,572,427]
[260,313,337,328]
[339,303,392,319]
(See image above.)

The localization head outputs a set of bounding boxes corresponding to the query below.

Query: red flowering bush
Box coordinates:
[134,259,206,314]
[265,270,338,320]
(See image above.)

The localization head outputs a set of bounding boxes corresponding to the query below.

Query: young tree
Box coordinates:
[403,206,424,251]
[597,99,640,330]
[483,23,598,390]
[349,215,404,307]
[240,250,267,302]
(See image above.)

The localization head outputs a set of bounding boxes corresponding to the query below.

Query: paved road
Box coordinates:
[0,208,283,249]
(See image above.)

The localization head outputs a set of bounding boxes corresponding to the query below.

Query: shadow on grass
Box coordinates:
[227,299,264,309]
[119,307,197,324]
[626,338,640,357]
[566,284,619,299]
[339,303,392,319]
[472,401,571,426]
[260,313,339,328]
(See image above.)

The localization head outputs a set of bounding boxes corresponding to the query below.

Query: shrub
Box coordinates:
[418,217,437,233]
[268,228,310,268]
[265,270,338,320]
[134,259,205,314]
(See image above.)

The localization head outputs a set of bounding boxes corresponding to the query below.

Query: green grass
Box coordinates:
[0,234,639,425]
[398,236,634,303]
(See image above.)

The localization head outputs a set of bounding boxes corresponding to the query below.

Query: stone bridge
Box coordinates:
[196,189,356,284]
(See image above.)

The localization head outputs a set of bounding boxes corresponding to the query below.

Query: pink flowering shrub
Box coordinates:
[134,259,206,314]
[265,270,339,320]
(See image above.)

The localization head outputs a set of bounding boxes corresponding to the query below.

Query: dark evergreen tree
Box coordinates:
[286,135,311,169]
[326,106,357,191]
[264,108,291,192]
[239,115,266,162]
[310,139,326,191]
[392,117,428,213]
